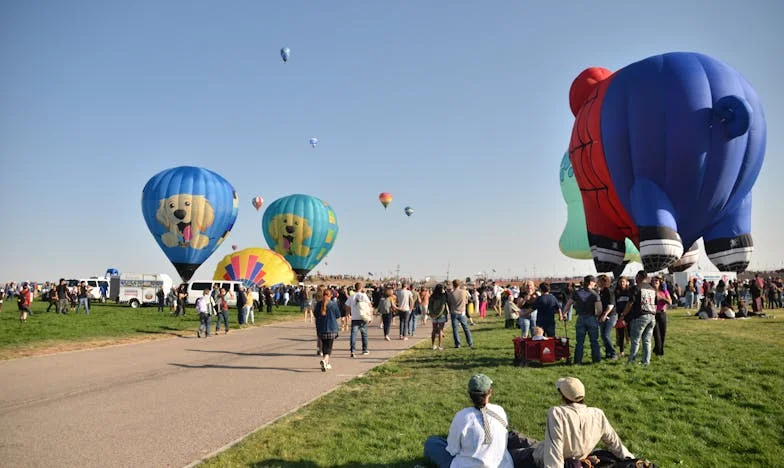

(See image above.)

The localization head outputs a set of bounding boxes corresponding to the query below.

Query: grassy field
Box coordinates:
[199,310,784,468]
[0,300,303,359]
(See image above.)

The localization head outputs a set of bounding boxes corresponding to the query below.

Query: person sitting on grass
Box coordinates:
[424,374,514,468]
[718,299,736,319]
[697,293,718,320]
[507,377,634,468]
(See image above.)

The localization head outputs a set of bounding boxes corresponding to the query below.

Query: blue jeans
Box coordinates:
[214,311,229,332]
[601,313,618,358]
[75,297,90,314]
[398,311,411,337]
[517,316,532,338]
[423,436,453,468]
[574,315,601,364]
[381,313,393,338]
[408,309,418,335]
[198,313,212,336]
[350,319,368,353]
[451,313,473,348]
[628,314,655,365]
[684,291,695,308]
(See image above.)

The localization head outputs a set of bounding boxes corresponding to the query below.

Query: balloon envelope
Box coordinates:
[378,192,392,209]
[252,196,264,211]
[261,194,338,281]
[142,166,239,282]
[404,206,414,217]
[213,247,297,288]
[280,47,290,62]
[308,137,318,148]
[558,152,640,262]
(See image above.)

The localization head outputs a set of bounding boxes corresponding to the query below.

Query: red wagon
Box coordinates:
[513,336,571,366]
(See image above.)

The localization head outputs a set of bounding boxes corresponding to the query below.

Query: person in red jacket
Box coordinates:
[18,282,32,322]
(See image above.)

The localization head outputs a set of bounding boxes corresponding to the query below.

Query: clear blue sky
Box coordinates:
[1,0,782,282]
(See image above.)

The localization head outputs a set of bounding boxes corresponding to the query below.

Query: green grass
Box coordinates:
[200,310,784,468]
[0,300,303,359]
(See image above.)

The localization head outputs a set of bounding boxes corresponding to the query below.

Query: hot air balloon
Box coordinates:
[378,192,392,210]
[308,137,318,148]
[142,166,239,282]
[568,52,766,273]
[231,244,238,251]
[558,152,640,263]
[262,194,338,281]
[252,196,264,211]
[280,47,290,63]
[213,247,297,288]
[404,206,414,217]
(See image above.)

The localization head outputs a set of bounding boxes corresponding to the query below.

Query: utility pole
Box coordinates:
[446,261,451,282]
[396,264,400,280]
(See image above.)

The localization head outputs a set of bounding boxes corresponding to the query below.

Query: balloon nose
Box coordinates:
[174,209,186,220]
[285,225,295,234]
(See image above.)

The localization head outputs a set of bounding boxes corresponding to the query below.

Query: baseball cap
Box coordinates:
[468,374,493,393]
[556,377,585,402]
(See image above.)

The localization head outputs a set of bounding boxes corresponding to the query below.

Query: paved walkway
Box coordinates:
[0,319,424,467]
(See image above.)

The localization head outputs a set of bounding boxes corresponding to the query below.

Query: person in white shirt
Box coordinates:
[345,282,372,357]
[424,374,514,468]
[508,377,634,468]
[395,282,414,340]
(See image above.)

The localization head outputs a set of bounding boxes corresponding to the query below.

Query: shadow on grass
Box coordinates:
[168,363,311,372]
[246,458,430,467]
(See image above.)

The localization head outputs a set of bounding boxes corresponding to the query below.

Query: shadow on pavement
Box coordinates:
[168,363,311,372]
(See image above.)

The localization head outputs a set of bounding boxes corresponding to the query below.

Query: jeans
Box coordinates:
[451,313,473,348]
[423,436,453,468]
[600,313,618,358]
[574,315,601,364]
[214,311,229,332]
[75,297,90,314]
[715,291,725,308]
[398,311,411,337]
[198,313,212,336]
[540,322,556,338]
[517,316,533,338]
[653,311,667,356]
[628,314,655,365]
[350,319,369,353]
[684,291,695,308]
[408,310,418,335]
[381,313,393,337]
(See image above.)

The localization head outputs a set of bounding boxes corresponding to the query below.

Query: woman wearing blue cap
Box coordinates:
[423,374,513,467]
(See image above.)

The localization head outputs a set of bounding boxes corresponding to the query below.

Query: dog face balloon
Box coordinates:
[261,194,338,281]
[142,166,239,282]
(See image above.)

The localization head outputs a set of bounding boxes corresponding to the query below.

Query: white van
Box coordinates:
[67,278,109,301]
[185,281,259,307]
[109,273,174,308]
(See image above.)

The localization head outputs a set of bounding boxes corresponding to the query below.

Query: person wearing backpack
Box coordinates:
[563,275,603,365]
[345,282,372,358]
[196,288,216,338]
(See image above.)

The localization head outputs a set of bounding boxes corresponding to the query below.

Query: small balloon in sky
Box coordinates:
[309,137,318,148]
[252,196,264,211]
[280,47,290,63]
[404,206,414,217]
[378,192,393,210]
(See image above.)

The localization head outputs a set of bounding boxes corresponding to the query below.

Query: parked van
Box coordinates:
[185,280,259,307]
[109,273,173,308]
[67,278,109,301]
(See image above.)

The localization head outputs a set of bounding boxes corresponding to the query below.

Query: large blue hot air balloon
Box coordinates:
[261,194,338,281]
[142,166,239,282]
[280,47,290,63]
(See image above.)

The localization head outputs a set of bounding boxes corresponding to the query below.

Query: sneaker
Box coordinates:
[325,363,332,370]
[362,351,369,355]
[438,346,444,350]
[317,350,323,356]
[351,352,356,358]
[197,330,202,338]
[384,335,391,341]
[320,360,326,372]
[432,345,438,350]
[403,337,408,341]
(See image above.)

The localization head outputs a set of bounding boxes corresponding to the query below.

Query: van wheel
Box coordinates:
[130,299,140,309]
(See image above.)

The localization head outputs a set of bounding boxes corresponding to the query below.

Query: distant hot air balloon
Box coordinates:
[252,196,264,211]
[231,244,238,251]
[262,194,338,281]
[308,137,318,148]
[558,152,640,263]
[378,192,392,210]
[280,47,290,63]
[404,206,414,217]
[213,247,297,288]
[142,166,239,282]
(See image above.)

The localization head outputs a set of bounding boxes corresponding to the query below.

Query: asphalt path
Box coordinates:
[0,318,425,467]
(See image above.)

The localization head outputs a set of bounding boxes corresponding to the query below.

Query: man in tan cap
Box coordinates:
[508,376,634,467]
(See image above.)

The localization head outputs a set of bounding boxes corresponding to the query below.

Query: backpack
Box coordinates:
[354,293,373,322]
